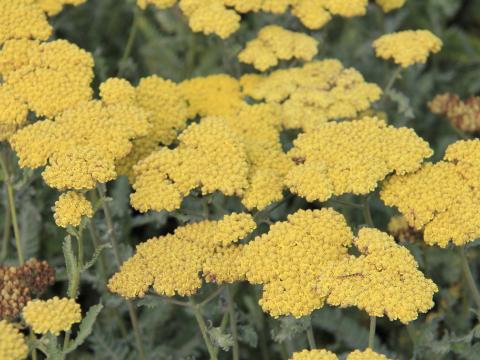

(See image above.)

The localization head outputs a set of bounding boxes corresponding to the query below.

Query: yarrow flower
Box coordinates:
[316,228,437,323]
[381,139,480,247]
[0,86,28,142]
[34,0,87,16]
[238,25,318,71]
[53,192,93,228]
[10,86,150,190]
[138,0,405,38]
[23,297,81,335]
[241,208,353,318]
[373,30,443,68]
[0,320,28,360]
[429,93,480,133]
[285,117,432,202]
[240,60,382,131]
[291,348,391,360]
[130,118,249,213]
[0,259,55,320]
[108,213,256,298]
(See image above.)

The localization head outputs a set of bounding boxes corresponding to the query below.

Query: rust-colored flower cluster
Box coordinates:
[0,259,55,320]
[429,93,480,133]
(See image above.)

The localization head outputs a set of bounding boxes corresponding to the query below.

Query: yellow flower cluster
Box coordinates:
[375,0,406,12]
[0,320,28,360]
[53,192,93,228]
[381,139,480,247]
[23,297,82,335]
[0,86,28,141]
[179,74,244,118]
[316,228,437,323]
[34,0,87,16]
[241,60,382,131]
[373,30,443,68]
[220,103,291,209]
[0,0,52,45]
[130,118,249,212]
[0,39,94,119]
[100,77,190,179]
[388,215,420,243]
[286,117,432,202]
[241,209,353,317]
[139,0,405,38]
[108,213,255,297]
[238,25,318,71]
[291,348,391,360]
[11,88,150,190]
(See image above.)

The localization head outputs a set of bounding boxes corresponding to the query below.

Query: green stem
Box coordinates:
[118,9,139,74]
[368,316,376,349]
[1,201,10,262]
[0,151,24,265]
[227,286,239,360]
[362,196,374,227]
[97,183,146,360]
[199,286,224,307]
[329,199,364,209]
[77,231,84,270]
[380,66,403,105]
[189,298,218,360]
[460,246,480,311]
[306,317,317,350]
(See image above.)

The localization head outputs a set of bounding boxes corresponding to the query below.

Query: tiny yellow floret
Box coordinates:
[0,320,28,360]
[53,192,93,228]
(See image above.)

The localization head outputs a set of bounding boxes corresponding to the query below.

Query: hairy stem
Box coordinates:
[0,151,24,265]
[227,286,239,360]
[460,246,480,311]
[362,196,374,228]
[118,9,139,74]
[380,66,403,106]
[306,317,317,350]
[1,201,10,262]
[189,298,218,360]
[368,316,376,349]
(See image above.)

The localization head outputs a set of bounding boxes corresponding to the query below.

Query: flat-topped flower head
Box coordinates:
[238,25,318,71]
[23,297,81,335]
[53,192,93,228]
[241,60,382,131]
[381,139,480,247]
[10,90,150,190]
[316,228,437,323]
[179,0,241,39]
[108,213,256,298]
[34,0,87,16]
[286,117,432,202]
[0,86,28,141]
[0,39,94,118]
[101,77,190,179]
[375,0,406,12]
[130,118,249,213]
[0,0,52,45]
[180,74,244,118]
[241,208,353,317]
[0,321,28,360]
[291,349,338,360]
[373,30,442,68]
[290,349,391,360]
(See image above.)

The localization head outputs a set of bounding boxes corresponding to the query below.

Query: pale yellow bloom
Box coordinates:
[0,321,28,360]
[53,192,93,228]
[375,0,406,12]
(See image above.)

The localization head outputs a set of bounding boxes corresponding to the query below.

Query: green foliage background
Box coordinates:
[2,0,480,359]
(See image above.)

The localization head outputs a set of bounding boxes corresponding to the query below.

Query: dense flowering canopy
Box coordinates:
[108,213,256,298]
[138,0,406,38]
[53,192,93,228]
[241,60,382,131]
[130,118,249,212]
[316,228,437,323]
[291,348,391,360]
[10,85,150,190]
[0,320,28,360]
[286,117,432,202]
[23,297,81,335]
[238,25,318,71]
[373,30,443,67]
[382,139,480,247]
